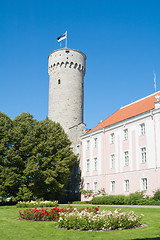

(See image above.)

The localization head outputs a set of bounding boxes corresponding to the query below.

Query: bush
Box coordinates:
[18,207,61,221]
[18,206,99,221]
[153,189,160,201]
[90,192,156,206]
[91,195,126,205]
[18,206,143,231]
[124,192,144,205]
[58,208,143,231]
[72,201,90,204]
[16,200,58,208]
[136,198,154,205]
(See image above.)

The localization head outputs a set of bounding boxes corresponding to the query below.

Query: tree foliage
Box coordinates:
[0,112,77,201]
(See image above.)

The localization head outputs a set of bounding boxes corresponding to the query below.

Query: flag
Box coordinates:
[57,31,67,42]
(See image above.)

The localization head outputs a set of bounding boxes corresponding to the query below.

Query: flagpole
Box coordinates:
[66,31,67,48]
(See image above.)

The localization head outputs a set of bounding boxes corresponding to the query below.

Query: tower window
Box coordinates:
[58,79,61,84]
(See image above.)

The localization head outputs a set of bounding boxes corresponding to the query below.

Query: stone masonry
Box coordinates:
[48,48,86,152]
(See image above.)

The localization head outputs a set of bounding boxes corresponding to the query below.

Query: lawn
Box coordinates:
[0,205,160,240]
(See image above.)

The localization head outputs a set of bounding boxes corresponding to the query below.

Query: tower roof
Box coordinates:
[48,48,87,60]
[87,91,160,134]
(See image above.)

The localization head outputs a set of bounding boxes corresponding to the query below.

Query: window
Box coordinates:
[124,129,128,140]
[86,140,90,150]
[94,182,98,192]
[140,123,145,135]
[124,180,129,192]
[86,159,90,172]
[124,151,129,166]
[111,181,115,192]
[141,147,147,163]
[94,138,98,148]
[94,157,98,171]
[76,145,80,155]
[142,178,148,190]
[58,79,61,84]
[110,154,115,169]
[86,183,90,191]
[110,133,115,144]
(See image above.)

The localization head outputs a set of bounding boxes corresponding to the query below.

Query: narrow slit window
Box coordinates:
[58,79,61,85]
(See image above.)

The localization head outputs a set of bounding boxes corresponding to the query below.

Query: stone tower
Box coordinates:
[48,48,86,152]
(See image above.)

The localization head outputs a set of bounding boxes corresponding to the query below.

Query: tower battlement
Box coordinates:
[48,61,85,74]
[48,48,86,75]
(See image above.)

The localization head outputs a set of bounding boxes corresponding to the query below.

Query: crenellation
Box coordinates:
[48,60,85,74]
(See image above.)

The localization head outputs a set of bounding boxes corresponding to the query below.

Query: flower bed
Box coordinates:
[58,208,143,231]
[16,200,58,208]
[18,207,62,221]
[18,206,98,221]
[18,206,143,231]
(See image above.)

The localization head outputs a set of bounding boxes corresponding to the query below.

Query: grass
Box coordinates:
[0,205,160,240]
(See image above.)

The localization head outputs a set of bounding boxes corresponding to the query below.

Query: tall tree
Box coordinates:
[0,113,13,201]
[0,113,77,201]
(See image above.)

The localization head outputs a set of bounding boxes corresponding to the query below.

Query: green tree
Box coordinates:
[0,113,77,201]
[0,113,13,201]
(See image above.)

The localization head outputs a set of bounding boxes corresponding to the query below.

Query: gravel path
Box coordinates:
[61,204,160,208]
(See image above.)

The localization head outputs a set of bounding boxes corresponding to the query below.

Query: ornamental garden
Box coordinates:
[17,201,143,231]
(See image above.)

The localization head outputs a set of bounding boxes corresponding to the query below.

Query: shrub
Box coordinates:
[72,201,90,204]
[18,206,143,231]
[136,198,154,205]
[58,208,143,231]
[18,207,61,221]
[153,189,160,201]
[124,192,144,205]
[91,195,126,205]
[91,192,146,205]
[16,200,58,208]
[18,206,99,221]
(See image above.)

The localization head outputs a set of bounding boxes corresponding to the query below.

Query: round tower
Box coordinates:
[48,48,86,138]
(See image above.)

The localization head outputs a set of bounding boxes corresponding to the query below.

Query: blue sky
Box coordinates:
[1,0,160,129]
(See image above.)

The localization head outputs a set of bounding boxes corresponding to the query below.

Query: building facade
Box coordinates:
[81,92,160,200]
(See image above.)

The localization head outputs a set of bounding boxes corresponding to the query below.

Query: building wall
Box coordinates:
[81,108,160,201]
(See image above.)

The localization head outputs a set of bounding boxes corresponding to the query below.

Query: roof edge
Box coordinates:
[120,91,160,109]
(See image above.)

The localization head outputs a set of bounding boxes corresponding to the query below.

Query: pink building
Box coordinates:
[81,92,160,200]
